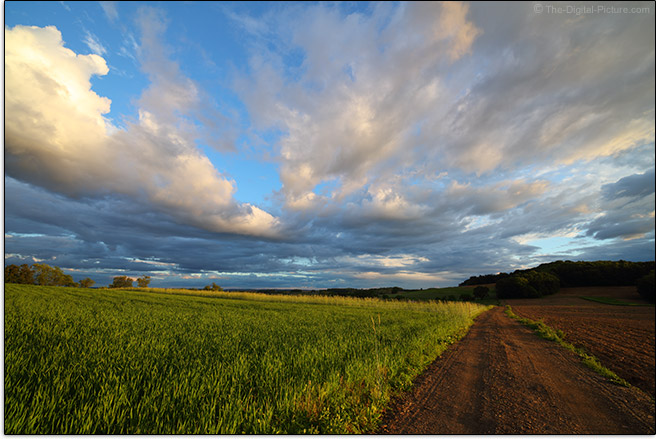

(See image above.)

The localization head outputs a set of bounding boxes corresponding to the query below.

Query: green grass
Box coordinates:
[4,284,491,434]
[579,296,653,307]
[504,305,630,387]
[396,286,498,304]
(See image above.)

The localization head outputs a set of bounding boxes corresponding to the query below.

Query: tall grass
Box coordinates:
[5,284,490,434]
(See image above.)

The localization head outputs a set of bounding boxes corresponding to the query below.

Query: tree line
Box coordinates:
[459,260,655,301]
[4,263,152,289]
[460,260,654,287]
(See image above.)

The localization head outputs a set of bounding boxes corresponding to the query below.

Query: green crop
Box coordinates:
[4,284,490,434]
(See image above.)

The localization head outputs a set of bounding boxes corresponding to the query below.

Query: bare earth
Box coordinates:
[377,306,655,434]
[509,287,655,398]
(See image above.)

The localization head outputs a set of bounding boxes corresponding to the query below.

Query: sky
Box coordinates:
[3,1,655,289]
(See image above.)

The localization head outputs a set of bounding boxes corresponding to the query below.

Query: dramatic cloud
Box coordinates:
[601,169,655,201]
[5,16,279,238]
[4,2,654,288]
[237,1,654,218]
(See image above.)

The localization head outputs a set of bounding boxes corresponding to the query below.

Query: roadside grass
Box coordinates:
[4,284,491,434]
[579,296,654,307]
[504,306,630,387]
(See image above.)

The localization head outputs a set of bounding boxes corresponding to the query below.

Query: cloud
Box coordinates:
[4,2,654,290]
[4,17,279,238]
[83,30,107,55]
[601,169,655,201]
[237,2,481,210]
[238,1,654,216]
[100,1,119,22]
[586,170,655,241]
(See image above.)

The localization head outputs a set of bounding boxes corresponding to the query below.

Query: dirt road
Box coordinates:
[378,307,655,434]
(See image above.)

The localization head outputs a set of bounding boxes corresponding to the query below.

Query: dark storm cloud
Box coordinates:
[602,169,655,201]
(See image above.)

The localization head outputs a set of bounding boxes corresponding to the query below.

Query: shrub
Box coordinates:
[636,270,655,303]
[460,293,473,302]
[473,286,489,300]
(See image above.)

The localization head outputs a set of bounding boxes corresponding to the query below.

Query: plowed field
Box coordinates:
[378,307,654,435]
[378,287,655,434]
[507,287,655,397]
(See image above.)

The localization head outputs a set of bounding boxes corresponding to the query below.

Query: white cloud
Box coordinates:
[239,2,481,210]
[4,22,279,238]
[83,30,107,56]
[238,1,654,223]
[353,270,448,284]
[100,1,119,22]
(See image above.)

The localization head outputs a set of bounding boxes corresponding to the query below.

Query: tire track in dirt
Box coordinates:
[377,307,655,434]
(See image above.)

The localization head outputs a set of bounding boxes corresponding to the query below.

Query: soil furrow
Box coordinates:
[377,306,655,434]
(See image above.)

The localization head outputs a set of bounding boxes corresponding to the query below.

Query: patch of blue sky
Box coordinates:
[279,257,315,267]
[201,146,281,210]
[525,235,599,257]
[164,3,255,73]
[313,178,341,197]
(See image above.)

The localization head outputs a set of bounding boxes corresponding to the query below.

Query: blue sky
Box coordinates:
[4,1,655,289]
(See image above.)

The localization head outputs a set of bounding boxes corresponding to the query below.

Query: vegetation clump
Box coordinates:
[636,270,655,303]
[462,260,654,300]
[136,275,151,288]
[203,282,223,291]
[109,275,133,288]
[472,286,489,300]
[459,293,473,302]
[5,263,77,287]
[496,271,560,299]
[461,260,654,288]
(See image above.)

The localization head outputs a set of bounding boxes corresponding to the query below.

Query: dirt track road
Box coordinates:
[378,307,655,434]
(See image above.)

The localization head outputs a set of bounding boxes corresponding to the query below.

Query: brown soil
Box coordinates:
[377,306,655,434]
[507,287,655,398]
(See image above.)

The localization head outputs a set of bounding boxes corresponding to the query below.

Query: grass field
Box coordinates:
[4,284,490,434]
[398,286,498,304]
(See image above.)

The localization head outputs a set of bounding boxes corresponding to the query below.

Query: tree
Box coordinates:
[473,286,490,300]
[204,282,223,291]
[496,276,540,299]
[109,276,133,288]
[32,263,77,286]
[136,275,151,288]
[79,278,95,288]
[636,270,655,303]
[4,264,35,284]
[5,264,20,283]
[523,271,560,296]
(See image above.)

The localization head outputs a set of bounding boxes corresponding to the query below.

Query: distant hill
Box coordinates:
[460,260,655,288]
